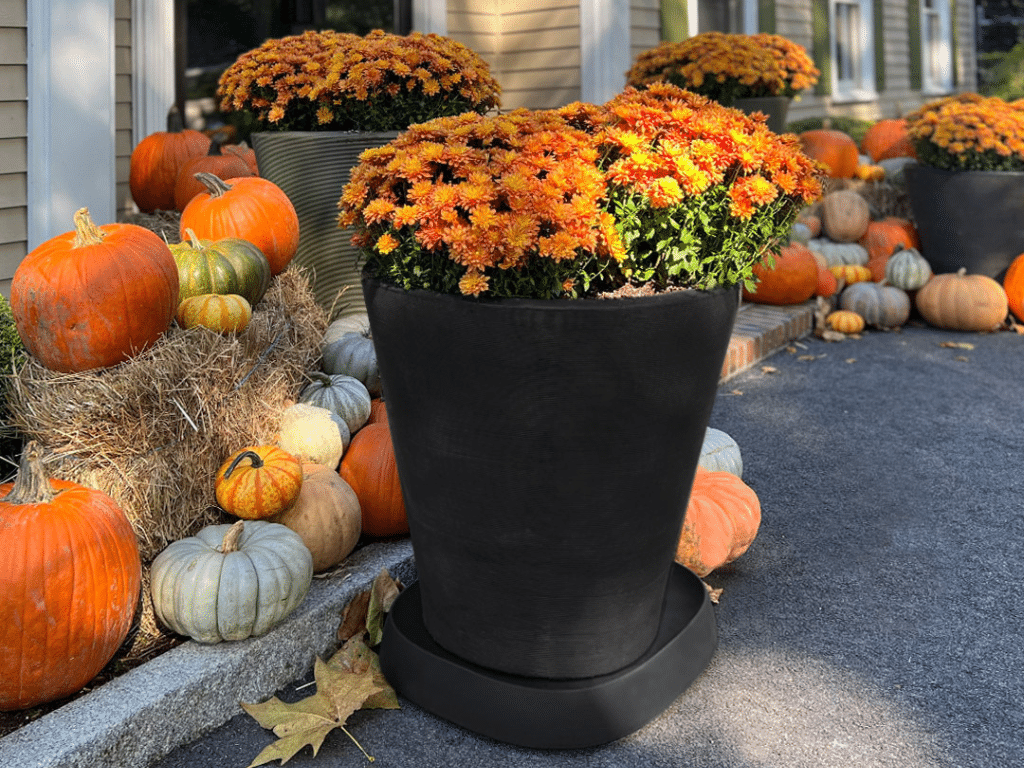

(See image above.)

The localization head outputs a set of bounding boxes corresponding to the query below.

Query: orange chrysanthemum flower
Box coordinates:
[905,93,1024,172]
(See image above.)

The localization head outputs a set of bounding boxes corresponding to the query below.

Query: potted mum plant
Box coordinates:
[339,83,821,749]
[904,92,1024,278]
[215,29,501,312]
[625,31,819,134]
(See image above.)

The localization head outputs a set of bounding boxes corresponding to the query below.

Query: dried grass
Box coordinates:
[4,266,328,564]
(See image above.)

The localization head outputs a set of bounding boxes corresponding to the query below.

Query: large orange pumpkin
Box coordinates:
[860,118,917,162]
[339,421,408,538]
[742,242,819,305]
[1002,252,1024,322]
[798,129,860,178]
[10,208,179,373]
[858,217,920,262]
[676,466,761,578]
[173,141,255,212]
[179,173,300,275]
[916,268,1008,332]
[0,442,142,711]
[129,108,211,213]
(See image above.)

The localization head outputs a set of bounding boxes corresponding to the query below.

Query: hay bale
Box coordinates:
[4,267,329,563]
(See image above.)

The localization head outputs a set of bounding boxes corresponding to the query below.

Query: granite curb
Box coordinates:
[0,299,813,768]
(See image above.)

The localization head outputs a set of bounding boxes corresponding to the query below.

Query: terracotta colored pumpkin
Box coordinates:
[368,398,389,426]
[884,245,933,291]
[277,402,350,469]
[796,210,822,238]
[1004,252,1024,322]
[742,243,818,305]
[179,173,299,275]
[826,309,866,334]
[0,442,142,711]
[807,238,870,268]
[269,464,362,572]
[129,108,211,213]
[339,422,408,538]
[675,466,761,578]
[150,520,312,643]
[173,141,255,211]
[816,266,839,298]
[176,293,252,333]
[798,129,860,178]
[828,263,873,285]
[866,255,889,283]
[860,118,916,163]
[858,217,920,262]
[10,208,179,373]
[915,268,1008,332]
[819,189,871,242]
[168,228,272,306]
[215,445,304,520]
[223,142,259,175]
[839,281,911,329]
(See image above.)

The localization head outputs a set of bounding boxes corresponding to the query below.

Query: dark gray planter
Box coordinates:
[905,163,1024,280]
[732,96,791,135]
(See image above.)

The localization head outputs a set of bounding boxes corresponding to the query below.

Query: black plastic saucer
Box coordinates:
[379,563,717,749]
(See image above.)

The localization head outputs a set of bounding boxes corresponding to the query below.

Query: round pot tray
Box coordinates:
[379,563,717,749]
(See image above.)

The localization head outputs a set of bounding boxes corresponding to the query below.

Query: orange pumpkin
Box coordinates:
[828,263,873,285]
[10,208,179,373]
[854,163,885,182]
[858,217,920,262]
[129,108,211,213]
[223,143,260,175]
[339,421,408,538]
[1002,251,1024,322]
[179,173,299,275]
[0,442,142,711]
[816,266,839,298]
[173,140,255,212]
[368,398,389,426]
[676,466,761,578]
[798,129,860,178]
[915,268,1008,332]
[860,118,917,162]
[215,445,304,520]
[742,243,819,305]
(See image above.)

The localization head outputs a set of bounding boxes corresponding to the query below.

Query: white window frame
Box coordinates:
[132,0,176,150]
[581,0,632,103]
[413,0,447,35]
[688,0,759,36]
[921,0,953,93]
[830,0,876,102]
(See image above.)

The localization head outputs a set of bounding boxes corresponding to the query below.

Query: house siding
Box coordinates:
[0,0,26,291]
[631,0,662,64]
[116,0,133,217]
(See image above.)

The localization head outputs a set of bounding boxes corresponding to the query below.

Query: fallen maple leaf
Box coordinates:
[366,569,402,647]
[940,341,975,350]
[242,653,395,766]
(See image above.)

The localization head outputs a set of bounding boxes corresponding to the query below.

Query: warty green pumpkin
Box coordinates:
[149,520,312,643]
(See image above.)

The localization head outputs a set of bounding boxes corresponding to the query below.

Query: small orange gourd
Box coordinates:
[828,263,873,285]
[826,309,866,334]
[215,446,304,520]
[676,466,761,578]
[176,293,252,334]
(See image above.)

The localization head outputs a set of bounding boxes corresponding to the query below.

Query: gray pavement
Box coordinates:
[5,319,1024,767]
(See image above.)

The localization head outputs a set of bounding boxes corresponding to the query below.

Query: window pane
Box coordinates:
[699,0,744,33]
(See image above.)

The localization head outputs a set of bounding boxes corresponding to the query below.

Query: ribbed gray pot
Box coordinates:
[251,131,400,315]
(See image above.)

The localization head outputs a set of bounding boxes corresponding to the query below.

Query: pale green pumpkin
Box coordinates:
[698,427,743,478]
[150,520,312,644]
[298,371,371,435]
[321,330,382,397]
[884,245,932,291]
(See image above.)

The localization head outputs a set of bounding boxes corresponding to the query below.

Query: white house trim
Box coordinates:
[132,0,177,147]
[686,0,760,36]
[581,0,631,104]
[413,0,448,35]
[27,0,117,249]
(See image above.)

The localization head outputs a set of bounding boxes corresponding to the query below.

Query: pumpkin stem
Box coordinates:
[72,208,107,248]
[0,441,56,505]
[220,520,245,553]
[185,228,205,250]
[194,172,232,199]
[308,371,332,386]
[222,449,264,480]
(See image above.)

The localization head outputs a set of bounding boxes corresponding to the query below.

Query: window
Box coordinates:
[830,0,875,100]
[687,0,758,35]
[921,0,952,92]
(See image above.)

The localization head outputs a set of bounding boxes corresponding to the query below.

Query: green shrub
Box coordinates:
[0,294,24,480]
[979,43,1024,101]
[785,116,875,145]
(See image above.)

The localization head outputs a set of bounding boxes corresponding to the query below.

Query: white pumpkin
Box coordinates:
[278,402,350,469]
[806,238,870,268]
[884,246,932,291]
[150,520,313,643]
[323,312,371,346]
[698,427,743,478]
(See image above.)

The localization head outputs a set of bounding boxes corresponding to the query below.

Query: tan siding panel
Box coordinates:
[501,7,579,34]
[0,136,25,174]
[501,0,580,11]
[116,127,133,158]
[0,205,25,243]
[0,172,24,207]
[115,18,131,48]
[115,0,130,18]
[500,67,579,92]
[501,85,581,111]
[0,243,25,283]
[0,27,25,65]
[497,46,581,73]
[0,65,26,99]
[502,29,578,53]
[0,101,25,139]
[0,1,26,27]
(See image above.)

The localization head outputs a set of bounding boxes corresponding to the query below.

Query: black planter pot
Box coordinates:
[732,96,791,135]
[365,275,737,677]
[905,163,1024,280]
